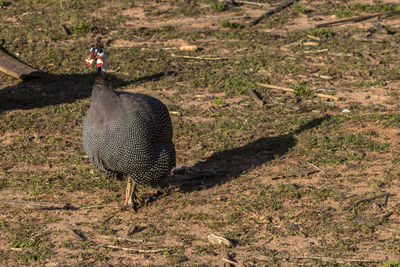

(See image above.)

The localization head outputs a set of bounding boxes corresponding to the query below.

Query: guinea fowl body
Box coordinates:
[83,76,175,186]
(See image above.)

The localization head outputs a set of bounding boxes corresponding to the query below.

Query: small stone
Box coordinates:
[207,234,233,247]
[285,222,300,232]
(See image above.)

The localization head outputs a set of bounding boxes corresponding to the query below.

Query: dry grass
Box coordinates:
[1,0,400,265]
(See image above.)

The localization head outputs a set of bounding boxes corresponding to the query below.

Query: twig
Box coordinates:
[248,88,264,106]
[10,248,23,251]
[70,228,87,241]
[354,212,393,228]
[257,83,340,101]
[293,256,380,264]
[0,200,75,210]
[78,204,119,210]
[306,162,325,173]
[176,15,247,27]
[382,194,389,207]
[316,11,400,28]
[375,225,400,233]
[96,243,167,253]
[60,24,71,35]
[304,49,329,54]
[222,257,238,265]
[381,211,394,220]
[348,193,395,211]
[230,0,270,7]
[98,235,144,243]
[171,53,228,60]
[249,0,299,26]
[254,255,273,261]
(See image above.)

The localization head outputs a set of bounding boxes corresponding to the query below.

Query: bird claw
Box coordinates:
[120,203,138,212]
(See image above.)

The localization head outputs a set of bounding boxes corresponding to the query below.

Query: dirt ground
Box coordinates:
[1,0,400,266]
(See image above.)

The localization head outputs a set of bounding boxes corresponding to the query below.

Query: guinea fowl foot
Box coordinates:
[120,177,139,212]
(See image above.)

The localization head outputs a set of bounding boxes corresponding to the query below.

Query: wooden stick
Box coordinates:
[96,243,167,253]
[257,83,339,101]
[0,49,41,79]
[78,204,118,210]
[70,228,87,241]
[348,193,395,211]
[98,235,144,243]
[249,0,299,26]
[381,211,393,220]
[304,49,329,54]
[222,257,238,265]
[60,24,71,35]
[306,161,325,173]
[254,255,273,261]
[0,200,74,210]
[248,88,264,106]
[375,225,400,233]
[316,11,400,28]
[176,15,247,27]
[230,0,270,7]
[10,248,23,251]
[293,256,380,264]
[171,53,228,60]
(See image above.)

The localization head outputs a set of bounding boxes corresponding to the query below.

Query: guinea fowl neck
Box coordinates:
[87,75,123,127]
[92,74,113,94]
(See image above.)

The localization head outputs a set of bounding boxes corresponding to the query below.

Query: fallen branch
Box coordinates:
[316,11,400,28]
[171,53,228,60]
[98,235,144,243]
[348,193,395,211]
[257,83,339,101]
[0,49,41,79]
[249,0,299,26]
[248,88,264,106]
[0,200,75,210]
[96,243,167,253]
[293,256,380,264]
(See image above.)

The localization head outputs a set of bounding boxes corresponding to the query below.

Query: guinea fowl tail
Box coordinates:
[132,143,176,186]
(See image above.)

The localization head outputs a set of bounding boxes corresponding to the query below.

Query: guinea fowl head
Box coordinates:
[85,37,107,74]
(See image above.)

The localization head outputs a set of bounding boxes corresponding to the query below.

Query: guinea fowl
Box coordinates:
[83,38,176,211]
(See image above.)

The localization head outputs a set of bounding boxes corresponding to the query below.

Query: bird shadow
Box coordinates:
[0,71,173,113]
[166,115,330,193]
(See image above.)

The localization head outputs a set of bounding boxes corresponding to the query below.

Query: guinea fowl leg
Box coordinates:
[122,177,139,212]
